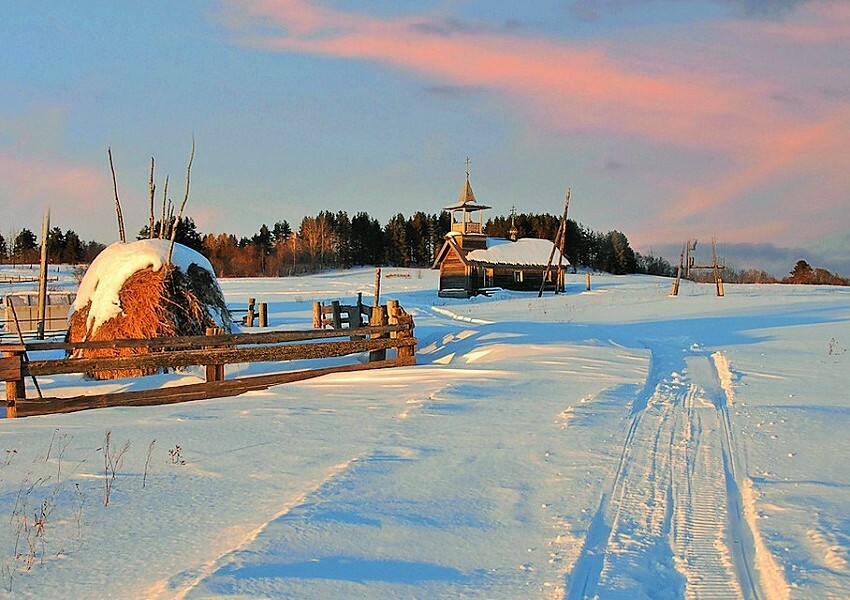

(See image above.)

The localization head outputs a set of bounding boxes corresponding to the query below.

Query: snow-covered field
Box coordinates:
[1,267,848,599]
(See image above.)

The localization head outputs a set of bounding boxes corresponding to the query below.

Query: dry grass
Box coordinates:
[67,264,231,380]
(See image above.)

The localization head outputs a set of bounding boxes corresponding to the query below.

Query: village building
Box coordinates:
[432,164,567,298]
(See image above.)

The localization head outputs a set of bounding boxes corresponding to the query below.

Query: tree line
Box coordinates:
[145,211,650,277]
[7,214,845,286]
[0,228,105,265]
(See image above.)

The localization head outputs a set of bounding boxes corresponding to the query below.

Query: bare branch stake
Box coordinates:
[168,136,195,264]
[148,157,156,239]
[108,147,126,243]
[158,175,169,239]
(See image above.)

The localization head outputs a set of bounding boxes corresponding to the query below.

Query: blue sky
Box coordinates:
[2,1,848,273]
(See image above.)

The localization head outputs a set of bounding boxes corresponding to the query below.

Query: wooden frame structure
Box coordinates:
[1,301,415,418]
[671,238,726,297]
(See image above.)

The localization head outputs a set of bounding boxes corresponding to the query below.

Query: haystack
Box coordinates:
[68,239,232,380]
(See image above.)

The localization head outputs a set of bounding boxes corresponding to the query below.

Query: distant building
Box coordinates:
[432,163,567,298]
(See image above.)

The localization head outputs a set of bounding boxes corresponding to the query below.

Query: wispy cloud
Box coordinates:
[0,150,107,224]
[567,0,839,22]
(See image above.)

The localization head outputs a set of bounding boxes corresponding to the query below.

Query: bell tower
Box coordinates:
[443,157,490,250]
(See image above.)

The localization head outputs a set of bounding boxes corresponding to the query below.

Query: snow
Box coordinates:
[1,268,848,598]
[467,238,567,266]
[71,240,219,334]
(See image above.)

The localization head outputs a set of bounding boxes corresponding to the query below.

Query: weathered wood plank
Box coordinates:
[0,356,22,381]
[24,337,417,377]
[3,323,411,353]
[14,356,416,417]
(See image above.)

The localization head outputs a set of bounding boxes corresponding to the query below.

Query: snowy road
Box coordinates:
[1,269,848,599]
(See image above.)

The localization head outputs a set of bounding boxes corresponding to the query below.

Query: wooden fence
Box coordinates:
[1,301,415,418]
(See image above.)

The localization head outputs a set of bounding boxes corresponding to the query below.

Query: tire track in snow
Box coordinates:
[565,347,663,600]
[566,347,768,599]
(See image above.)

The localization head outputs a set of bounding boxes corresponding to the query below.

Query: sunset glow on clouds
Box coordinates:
[2,1,848,270]
[221,0,849,248]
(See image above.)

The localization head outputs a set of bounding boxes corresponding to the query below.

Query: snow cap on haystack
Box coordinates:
[72,239,226,335]
[68,239,232,379]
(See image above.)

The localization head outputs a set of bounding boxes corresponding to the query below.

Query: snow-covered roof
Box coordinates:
[466,238,568,267]
[72,239,217,334]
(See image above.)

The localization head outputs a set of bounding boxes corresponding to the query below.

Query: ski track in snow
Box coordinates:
[566,347,776,600]
[156,458,359,600]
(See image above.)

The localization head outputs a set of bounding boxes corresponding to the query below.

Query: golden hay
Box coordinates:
[68,263,231,380]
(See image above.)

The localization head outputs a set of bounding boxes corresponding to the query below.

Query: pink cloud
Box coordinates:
[232,0,763,151]
[224,1,849,245]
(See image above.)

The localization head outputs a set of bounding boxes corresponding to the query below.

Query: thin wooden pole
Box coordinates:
[540,189,570,297]
[108,147,126,243]
[585,272,591,291]
[712,238,724,297]
[671,242,685,296]
[556,190,569,294]
[36,210,50,339]
[158,175,169,239]
[148,157,156,238]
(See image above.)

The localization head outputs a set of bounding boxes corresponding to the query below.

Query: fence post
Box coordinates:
[356,292,364,327]
[246,298,256,327]
[258,302,268,327]
[205,327,225,382]
[331,300,342,329]
[387,300,399,339]
[3,350,25,418]
[388,301,416,363]
[312,302,322,329]
[368,306,387,362]
[374,267,382,308]
[585,272,591,291]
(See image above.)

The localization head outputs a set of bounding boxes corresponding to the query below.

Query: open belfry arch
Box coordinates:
[432,158,567,298]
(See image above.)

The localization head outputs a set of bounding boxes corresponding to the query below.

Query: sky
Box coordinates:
[2,0,849,273]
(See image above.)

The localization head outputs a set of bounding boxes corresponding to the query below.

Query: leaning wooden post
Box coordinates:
[204,327,225,382]
[3,350,25,418]
[671,242,685,296]
[258,302,268,327]
[585,272,591,291]
[368,305,387,362]
[246,298,256,327]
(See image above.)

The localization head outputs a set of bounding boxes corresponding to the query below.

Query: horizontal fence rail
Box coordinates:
[1,300,416,418]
